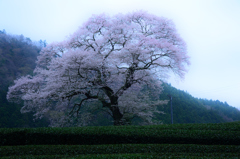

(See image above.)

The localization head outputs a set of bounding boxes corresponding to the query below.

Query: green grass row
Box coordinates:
[1,144,240,158]
[1,121,240,133]
[1,122,240,158]
[2,153,240,159]
[1,122,240,146]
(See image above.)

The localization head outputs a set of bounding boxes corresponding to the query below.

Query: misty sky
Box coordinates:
[0,0,240,109]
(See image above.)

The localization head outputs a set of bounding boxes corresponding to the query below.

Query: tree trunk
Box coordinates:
[111,105,124,126]
[109,96,124,126]
[101,86,124,125]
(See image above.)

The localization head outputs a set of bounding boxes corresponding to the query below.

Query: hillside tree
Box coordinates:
[7,11,190,125]
[0,30,49,128]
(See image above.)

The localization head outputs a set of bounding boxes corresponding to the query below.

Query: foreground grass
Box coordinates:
[1,121,240,158]
[1,144,240,156]
[2,153,240,159]
[1,121,240,146]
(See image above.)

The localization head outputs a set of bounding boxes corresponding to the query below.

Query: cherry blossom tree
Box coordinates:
[7,11,190,126]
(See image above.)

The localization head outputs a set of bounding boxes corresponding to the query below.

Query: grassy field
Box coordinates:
[0,121,240,158]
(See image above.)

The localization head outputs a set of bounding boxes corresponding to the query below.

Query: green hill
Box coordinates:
[0,30,49,128]
[158,82,240,124]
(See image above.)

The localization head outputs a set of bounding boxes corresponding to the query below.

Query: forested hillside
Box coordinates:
[0,30,239,128]
[158,83,240,124]
[0,30,49,128]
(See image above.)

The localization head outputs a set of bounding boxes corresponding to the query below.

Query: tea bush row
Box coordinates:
[1,144,240,158]
[1,122,240,146]
[2,153,240,159]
